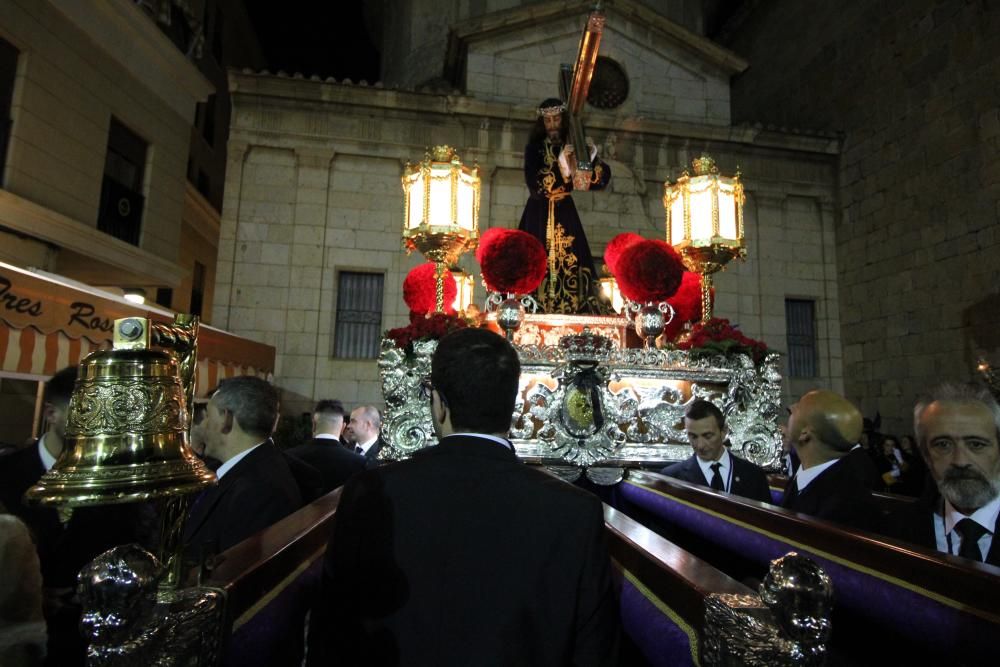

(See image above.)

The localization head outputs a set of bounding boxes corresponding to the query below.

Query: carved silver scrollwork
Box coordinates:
[378,338,438,460]
[378,331,784,479]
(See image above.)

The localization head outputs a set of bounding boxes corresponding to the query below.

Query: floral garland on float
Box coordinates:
[676,317,769,364]
[475,228,548,341]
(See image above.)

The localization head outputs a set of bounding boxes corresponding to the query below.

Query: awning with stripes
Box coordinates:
[0,262,275,397]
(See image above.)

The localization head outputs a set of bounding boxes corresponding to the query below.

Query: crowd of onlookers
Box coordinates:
[860,429,927,497]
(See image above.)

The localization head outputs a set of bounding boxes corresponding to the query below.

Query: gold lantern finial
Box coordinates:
[401,145,481,312]
[663,154,746,321]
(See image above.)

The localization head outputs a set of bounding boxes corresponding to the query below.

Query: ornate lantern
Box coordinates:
[663,155,746,321]
[402,146,481,312]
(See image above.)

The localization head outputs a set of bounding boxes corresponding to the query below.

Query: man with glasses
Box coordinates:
[884,383,1000,565]
[307,328,619,666]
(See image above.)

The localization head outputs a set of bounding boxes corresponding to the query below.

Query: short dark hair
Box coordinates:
[44,366,78,406]
[314,400,346,420]
[684,399,725,430]
[431,328,520,434]
[212,376,279,439]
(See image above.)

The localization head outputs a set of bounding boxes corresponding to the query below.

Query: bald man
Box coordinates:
[344,406,385,466]
[782,390,878,531]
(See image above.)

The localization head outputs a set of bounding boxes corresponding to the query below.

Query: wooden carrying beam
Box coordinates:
[622,470,1000,664]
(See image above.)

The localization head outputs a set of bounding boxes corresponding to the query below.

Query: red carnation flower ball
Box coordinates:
[603,232,644,275]
[614,239,685,303]
[668,272,705,324]
[476,227,547,294]
[403,262,457,315]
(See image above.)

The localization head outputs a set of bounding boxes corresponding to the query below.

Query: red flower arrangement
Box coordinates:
[475,228,547,294]
[403,262,457,315]
[386,311,469,352]
[603,232,644,275]
[613,239,685,303]
[676,317,769,364]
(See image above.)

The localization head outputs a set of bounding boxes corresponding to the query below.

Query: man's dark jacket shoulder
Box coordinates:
[286,438,366,494]
[183,441,302,561]
[660,452,773,503]
[881,493,1000,567]
[782,457,878,532]
[846,446,881,490]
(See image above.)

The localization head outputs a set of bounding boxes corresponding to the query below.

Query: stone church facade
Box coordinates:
[214,0,844,414]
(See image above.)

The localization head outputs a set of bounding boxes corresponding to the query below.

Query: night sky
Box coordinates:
[243,1,381,83]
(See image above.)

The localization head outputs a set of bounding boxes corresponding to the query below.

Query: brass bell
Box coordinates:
[26,315,215,507]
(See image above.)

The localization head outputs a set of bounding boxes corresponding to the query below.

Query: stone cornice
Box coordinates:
[228,70,840,156]
[0,188,186,286]
[445,0,749,79]
[49,0,214,121]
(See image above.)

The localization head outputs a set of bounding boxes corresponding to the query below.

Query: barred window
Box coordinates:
[98,118,147,246]
[334,272,384,359]
[785,299,817,378]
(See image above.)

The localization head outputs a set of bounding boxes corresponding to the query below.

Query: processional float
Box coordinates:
[383,6,830,662]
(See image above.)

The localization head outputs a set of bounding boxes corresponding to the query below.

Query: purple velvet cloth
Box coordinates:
[620,482,995,659]
[225,557,323,666]
[617,570,696,667]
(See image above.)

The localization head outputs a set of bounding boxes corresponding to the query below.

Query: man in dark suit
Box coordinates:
[345,404,386,465]
[659,399,772,503]
[883,383,1000,565]
[182,376,303,563]
[307,328,619,666]
[0,366,150,666]
[781,390,878,531]
[286,400,365,494]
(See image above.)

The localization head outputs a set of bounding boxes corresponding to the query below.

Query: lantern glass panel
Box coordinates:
[718,181,738,240]
[669,195,686,245]
[452,273,475,311]
[457,173,476,231]
[428,172,453,226]
[689,186,714,241]
[406,173,424,230]
[600,277,624,314]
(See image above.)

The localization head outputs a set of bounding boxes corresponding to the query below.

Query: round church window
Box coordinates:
[587,57,629,110]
